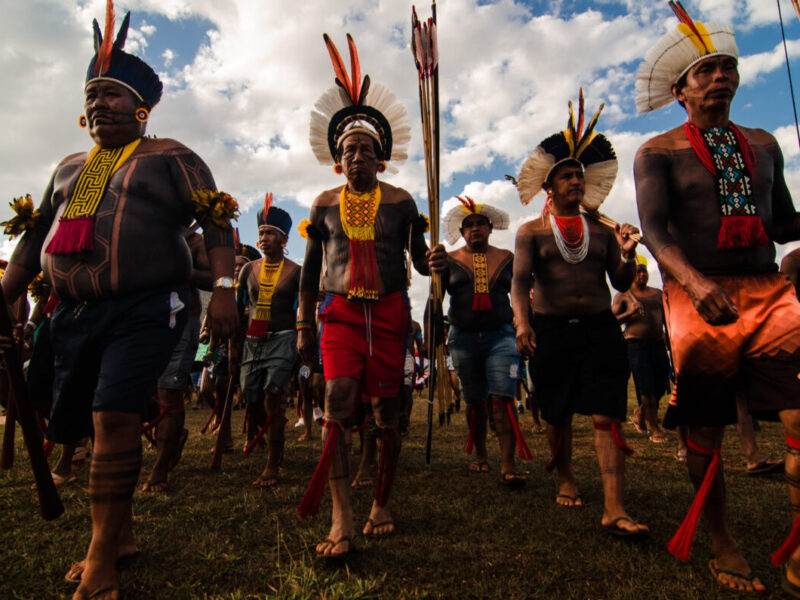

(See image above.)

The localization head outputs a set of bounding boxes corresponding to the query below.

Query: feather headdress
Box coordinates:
[256,192,292,237]
[636,1,738,113]
[310,34,410,174]
[85,0,163,107]
[442,196,510,245]
[517,90,617,210]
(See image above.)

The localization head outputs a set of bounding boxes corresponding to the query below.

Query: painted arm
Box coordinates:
[511,225,536,356]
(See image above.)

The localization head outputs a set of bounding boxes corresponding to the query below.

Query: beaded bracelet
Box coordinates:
[296,321,312,330]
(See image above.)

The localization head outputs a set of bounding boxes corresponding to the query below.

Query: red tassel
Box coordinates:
[472,293,492,312]
[200,397,221,434]
[506,402,533,460]
[140,401,184,435]
[684,122,716,175]
[43,440,55,459]
[374,429,397,507]
[546,426,564,472]
[243,414,272,457]
[245,319,270,337]
[464,405,476,454]
[666,438,720,561]
[297,422,340,519]
[772,433,800,565]
[594,421,634,456]
[717,215,769,250]
[43,293,60,316]
[45,217,95,255]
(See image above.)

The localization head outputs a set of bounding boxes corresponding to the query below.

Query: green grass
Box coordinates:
[0,383,794,599]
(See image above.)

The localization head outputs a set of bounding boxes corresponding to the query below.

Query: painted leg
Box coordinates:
[143,389,185,492]
[549,419,580,507]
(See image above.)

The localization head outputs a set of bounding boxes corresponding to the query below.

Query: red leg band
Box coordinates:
[593,421,634,456]
[297,421,341,519]
[666,437,720,562]
[506,402,533,460]
[464,405,477,455]
[772,433,800,565]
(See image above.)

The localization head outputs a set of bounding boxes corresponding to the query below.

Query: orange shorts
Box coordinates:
[664,273,800,426]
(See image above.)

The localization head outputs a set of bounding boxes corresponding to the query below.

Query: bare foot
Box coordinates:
[297,432,310,442]
[363,502,394,537]
[140,480,167,493]
[468,461,489,473]
[709,549,765,592]
[70,555,118,599]
[73,584,118,600]
[252,475,279,488]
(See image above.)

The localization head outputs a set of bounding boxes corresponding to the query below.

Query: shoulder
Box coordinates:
[736,125,775,146]
[56,151,89,169]
[637,125,686,155]
[490,246,514,260]
[780,249,800,273]
[284,258,301,272]
[137,137,193,155]
[378,181,414,205]
[516,218,545,239]
[311,186,343,209]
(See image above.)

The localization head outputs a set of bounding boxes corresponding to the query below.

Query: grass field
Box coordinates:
[0,384,794,599]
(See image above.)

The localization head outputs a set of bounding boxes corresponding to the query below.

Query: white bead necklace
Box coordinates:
[550,214,590,264]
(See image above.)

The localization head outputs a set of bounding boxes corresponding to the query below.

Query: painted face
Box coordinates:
[258,225,285,257]
[547,163,585,210]
[84,80,145,148]
[673,55,739,114]
[340,133,379,184]
[460,213,492,248]
[635,267,649,286]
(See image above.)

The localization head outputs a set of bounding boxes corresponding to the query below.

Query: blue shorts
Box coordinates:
[446,323,520,405]
[157,315,201,390]
[47,286,188,444]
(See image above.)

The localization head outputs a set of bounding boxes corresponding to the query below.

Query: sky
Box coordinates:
[2,0,800,321]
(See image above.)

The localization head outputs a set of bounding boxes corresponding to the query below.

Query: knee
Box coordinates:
[93,411,141,438]
[782,410,800,439]
[373,397,400,429]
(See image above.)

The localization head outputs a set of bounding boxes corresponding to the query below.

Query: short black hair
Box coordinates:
[673,71,688,110]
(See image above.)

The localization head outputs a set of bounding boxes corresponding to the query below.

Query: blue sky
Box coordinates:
[2,0,799,318]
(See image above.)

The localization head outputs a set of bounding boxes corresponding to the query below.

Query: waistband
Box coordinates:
[533,309,615,326]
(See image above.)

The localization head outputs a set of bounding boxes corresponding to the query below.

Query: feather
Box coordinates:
[426,18,435,74]
[94,0,115,76]
[430,21,439,71]
[414,23,426,76]
[576,88,585,145]
[114,11,130,50]
[456,196,475,212]
[263,193,273,223]
[93,19,102,53]
[358,74,371,106]
[411,7,421,71]
[576,103,605,157]
[323,34,354,103]
[669,1,709,52]
[233,227,241,249]
[567,100,576,151]
[346,34,362,105]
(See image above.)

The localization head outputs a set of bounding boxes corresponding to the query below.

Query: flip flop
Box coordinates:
[602,516,649,539]
[468,461,489,473]
[747,456,784,476]
[315,536,352,560]
[500,472,526,489]
[252,476,280,489]
[74,585,118,600]
[674,452,687,463]
[351,477,374,489]
[141,480,168,493]
[363,517,395,537]
[555,493,583,508]
[709,559,765,593]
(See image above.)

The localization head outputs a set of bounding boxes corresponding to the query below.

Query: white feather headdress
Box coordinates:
[309,34,410,174]
[636,1,738,113]
[442,196,510,246]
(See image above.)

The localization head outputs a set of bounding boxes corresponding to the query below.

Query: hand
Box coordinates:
[427,244,448,273]
[685,275,739,325]
[615,223,639,257]
[297,328,316,364]
[206,288,238,340]
[515,324,536,357]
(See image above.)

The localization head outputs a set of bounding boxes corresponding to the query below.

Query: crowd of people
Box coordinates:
[4,1,800,598]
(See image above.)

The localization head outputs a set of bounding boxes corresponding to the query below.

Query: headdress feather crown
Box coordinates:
[442,196,510,245]
[635,1,738,113]
[517,90,617,210]
[256,192,292,237]
[310,34,410,174]
[85,0,163,107]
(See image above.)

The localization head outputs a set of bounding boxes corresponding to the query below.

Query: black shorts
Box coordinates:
[532,311,629,427]
[47,286,188,444]
[627,338,670,400]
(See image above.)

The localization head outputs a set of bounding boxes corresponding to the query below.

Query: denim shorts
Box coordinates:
[446,323,520,405]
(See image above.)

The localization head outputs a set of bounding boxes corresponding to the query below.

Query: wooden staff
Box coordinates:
[1,297,29,469]
[0,285,63,519]
[583,210,643,243]
[210,373,236,470]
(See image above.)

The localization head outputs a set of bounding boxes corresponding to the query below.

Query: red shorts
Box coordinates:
[319,292,410,398]
[664,273,800,425]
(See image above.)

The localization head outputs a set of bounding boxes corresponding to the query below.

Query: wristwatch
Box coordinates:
[213,276,235,289]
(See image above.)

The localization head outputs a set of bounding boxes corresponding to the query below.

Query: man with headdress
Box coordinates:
[234,194,300,488]
[141,224,212,493]
[428,196,531,485]
[611,255,670,443]
[296,34,432,557]
[634,2,800,592]
[0,3,237,598]
[511,92,648,537]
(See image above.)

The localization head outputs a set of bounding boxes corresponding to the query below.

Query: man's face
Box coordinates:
[258,225,284,257]
[341,133,379,186]
[547,163,585,210]
[84,80,146,148]
[460,214,492,248]
[672,55,739,115]
[234,256,249,279]
[635,267,649,286]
